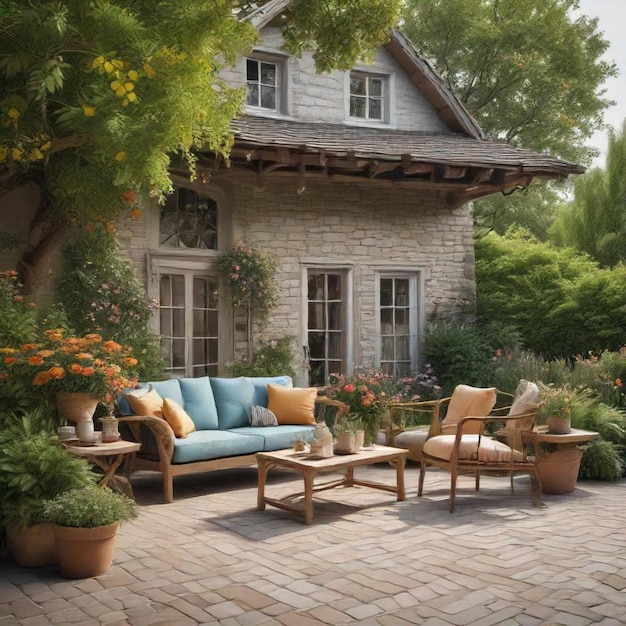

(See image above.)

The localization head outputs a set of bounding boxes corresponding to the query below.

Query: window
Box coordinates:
[159,271,219,377]
[349,72,386,121]
[307,270,347,386]
[378,275,419,378]
[160,188,217,250]
[246,58,280,111]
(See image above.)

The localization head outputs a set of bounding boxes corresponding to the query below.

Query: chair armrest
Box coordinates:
[389,396,452,440]
[117,415,175,460]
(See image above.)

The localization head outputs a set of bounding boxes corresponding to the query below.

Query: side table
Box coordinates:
[523,427,600,494]
[64,440,140,499]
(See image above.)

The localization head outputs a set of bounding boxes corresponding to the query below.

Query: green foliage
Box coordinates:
[491,350,571,394]
[218,242,278,323]
[422,323,494,393]
[42,484,137,528]
[474,230,617,358]
[551,122,626,265]
[0,429,95,528]
[57,225,164,380]
[402,0,615,165]
[578,440,624,481]
[229,336,295,378]
[0,270,38,347]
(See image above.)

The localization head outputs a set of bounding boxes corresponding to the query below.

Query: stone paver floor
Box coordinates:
[1,463,626,625]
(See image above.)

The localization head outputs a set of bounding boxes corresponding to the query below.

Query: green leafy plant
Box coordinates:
[57,225,165,380]
[43,484,138,528]
[578,440,624,481]
[0,430,95,529]
[218,242,278,321]
[228,336,295,378]
[0,270,38,348]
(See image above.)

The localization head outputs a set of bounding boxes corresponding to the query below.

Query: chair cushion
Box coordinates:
[229,425,316,451]
[179,377,219,429]
[394,427,429,462]
[171,430,263,464]
[441,385,497,434]
[423,434,513,463]
[150,379,185,406]
[211,377,255,429]
[126,388,164,418]
[267,384,317,425]
[162,398,196,438]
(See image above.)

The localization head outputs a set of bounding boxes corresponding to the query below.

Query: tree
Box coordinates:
[402,0,616,234]
[551,121,626,266]
[0,0,400,291]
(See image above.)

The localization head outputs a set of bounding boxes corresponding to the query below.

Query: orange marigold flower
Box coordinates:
[21,343,37,351]
[82,366,95,376]
[84,333,102,343]
[102,340,122,353]
[4,356,15,365]
[122,190,136,203]
[123,357,138,366]
[68,363,83,374]
[37,350,54,358]
[129,207,142,220]
[28,355,44,366]
[47,366,65,380]
[75,352,93,360]
[616,378,622,388]
[0,372,7,379]
[33,371,50,385]
[44,329,64,341]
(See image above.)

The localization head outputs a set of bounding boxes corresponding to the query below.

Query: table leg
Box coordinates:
[394,456,406,501]
[257,458,268,511]
[303,468,315,525]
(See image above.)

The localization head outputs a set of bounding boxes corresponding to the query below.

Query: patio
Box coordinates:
[1,464,625,625]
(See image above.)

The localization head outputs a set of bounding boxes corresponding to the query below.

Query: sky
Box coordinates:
[576,0,626,167]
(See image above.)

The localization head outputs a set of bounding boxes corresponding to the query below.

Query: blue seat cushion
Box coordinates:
[211,377,255,429]
[229,425,315,451]
[179,377,219,430]
[171,430,263,464]
[245,376,293,408]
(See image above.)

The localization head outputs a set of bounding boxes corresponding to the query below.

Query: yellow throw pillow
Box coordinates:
[267,384,317,425]
[126,388,164,418]
[162,398,196,438]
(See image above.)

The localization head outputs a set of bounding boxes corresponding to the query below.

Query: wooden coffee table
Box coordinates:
[256,445,409,524]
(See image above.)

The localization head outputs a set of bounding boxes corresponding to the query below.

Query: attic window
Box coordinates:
[349,72,386,122]
[246,57,281,111]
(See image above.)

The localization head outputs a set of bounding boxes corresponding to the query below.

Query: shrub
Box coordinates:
[228,336,295,378]
[57,225,164,380]
[0,270,38,347]
[579,440,624,481]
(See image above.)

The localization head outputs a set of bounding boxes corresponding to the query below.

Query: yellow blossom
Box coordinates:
[11,147,23,160]
[127,70,138,80]
[92,55,105,69]
[114,151,126,162]
[7,108,20,120]
[82,104,96,117]
[143,63,156,78]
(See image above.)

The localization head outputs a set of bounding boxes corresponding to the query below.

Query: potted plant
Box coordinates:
[42,484,138,579]
[0,328,139,442]
[334,415,364,453]
[540,385,572,434]
[0,424,95,567]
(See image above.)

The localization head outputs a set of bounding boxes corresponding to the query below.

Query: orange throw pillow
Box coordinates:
[267,384,317,425]
[126,388,164,418]
[162,398,196,438]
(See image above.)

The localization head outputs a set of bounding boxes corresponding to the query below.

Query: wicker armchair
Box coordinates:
[418,381,543,512]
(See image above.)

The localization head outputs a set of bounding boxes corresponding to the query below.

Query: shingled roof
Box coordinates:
[201,1,585,203]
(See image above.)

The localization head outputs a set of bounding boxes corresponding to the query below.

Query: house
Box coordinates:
[0,0,584,387]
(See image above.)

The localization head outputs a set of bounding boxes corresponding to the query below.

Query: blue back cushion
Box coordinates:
[179,377,219,430]
[150,379,184,406]
[245,376,293,407]
[210,377,255,429]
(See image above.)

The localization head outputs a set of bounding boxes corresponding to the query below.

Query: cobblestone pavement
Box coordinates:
[1,464,626,626]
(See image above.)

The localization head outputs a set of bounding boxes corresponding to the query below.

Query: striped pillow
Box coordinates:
[250,405,278,427]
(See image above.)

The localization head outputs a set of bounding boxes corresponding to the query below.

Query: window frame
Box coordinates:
[347,70,390,124]
[245,52,288,115]
[374,269,423,377]
[301,263,354,386]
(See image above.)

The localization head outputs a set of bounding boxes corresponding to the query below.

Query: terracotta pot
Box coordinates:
[55,392,101,443]
[536,447,583,494]
[52,522,119,579]
[547,416,571,434]
[6,522,57,567]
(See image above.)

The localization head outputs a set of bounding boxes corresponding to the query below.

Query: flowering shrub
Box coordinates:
[392,364,442,402]
[218,242,278,320]
[0,270,38,347]
[0,329,139,402]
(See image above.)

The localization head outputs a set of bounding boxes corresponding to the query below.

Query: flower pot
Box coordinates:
[336,431,357,453]
[55,392,101,443]
[547,416,571,434]
[52,522,120,579]
[6,523,57,568]
[536,447,583,494]
[355,430,365,450]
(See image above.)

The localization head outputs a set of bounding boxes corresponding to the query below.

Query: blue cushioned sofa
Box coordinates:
[117,375,319,502]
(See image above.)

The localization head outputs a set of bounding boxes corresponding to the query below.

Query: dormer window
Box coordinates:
[246,57,282,111]
[349,72,387,122]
